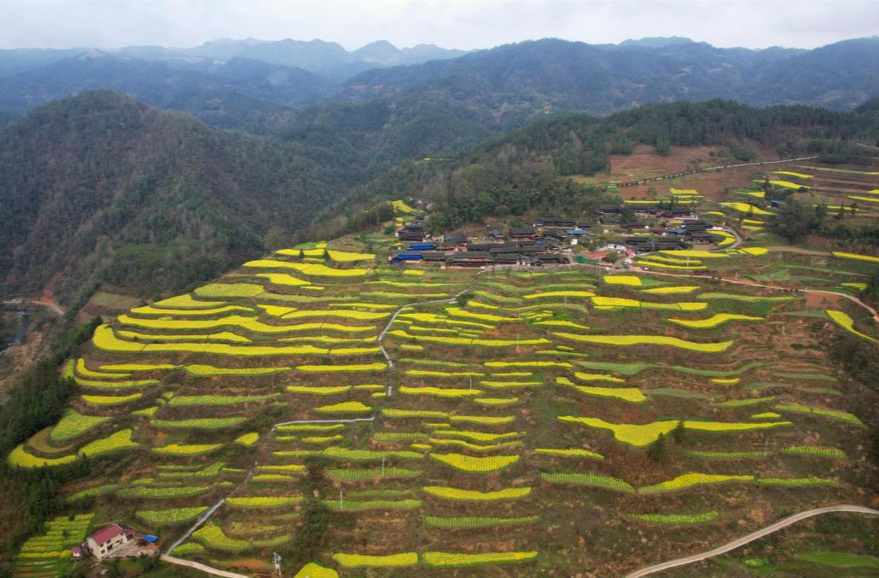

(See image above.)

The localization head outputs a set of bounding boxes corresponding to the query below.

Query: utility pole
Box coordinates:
[339,490,344,511]
[273,552,282,577]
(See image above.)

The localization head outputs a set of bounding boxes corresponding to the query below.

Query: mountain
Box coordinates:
[238,38,350,70]
[0,91,350,304]
[337,38,813,109]
[745,38,879,109]
[0,52,332,129]
[281,37,877,169]
[351,40,468,66]
[235,38,466,81]
[351,40,401,63]
[182,37,271,60]
[0,48,85,77]
[316,99,879,235]
[618,36,697,48]
[0,109,14,129]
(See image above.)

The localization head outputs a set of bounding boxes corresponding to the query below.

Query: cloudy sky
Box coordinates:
[1,0,877,51]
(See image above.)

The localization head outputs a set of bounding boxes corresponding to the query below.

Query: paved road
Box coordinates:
[161,555,250,578]
[624,504,879,578]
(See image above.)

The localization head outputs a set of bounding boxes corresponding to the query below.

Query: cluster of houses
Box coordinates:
[391,220,583,267]
[391,209,727,267]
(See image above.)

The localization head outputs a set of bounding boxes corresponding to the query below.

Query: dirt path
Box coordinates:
[160,555,250,578]
[2,298,65,316]
[608,155,820,190]
[624,504,879,578]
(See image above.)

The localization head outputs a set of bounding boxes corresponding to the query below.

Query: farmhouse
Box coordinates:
[534,218,577,228]
[447,251,493,267]
[84,524,134,560]
[508,227,538,239]
[397,223,425,242]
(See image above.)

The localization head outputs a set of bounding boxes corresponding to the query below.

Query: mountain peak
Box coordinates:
[619,36,695,48]
[352,40,400,62]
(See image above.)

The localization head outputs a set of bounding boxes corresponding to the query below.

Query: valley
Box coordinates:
[0,13,878,577]
[5,191,878,577]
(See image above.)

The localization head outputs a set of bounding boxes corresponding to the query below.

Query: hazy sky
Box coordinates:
[1,0,877,51]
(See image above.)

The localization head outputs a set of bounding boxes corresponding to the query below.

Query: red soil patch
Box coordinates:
[805,291,840,309]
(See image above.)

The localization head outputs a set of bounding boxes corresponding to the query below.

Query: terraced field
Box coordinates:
[6,228,878,577]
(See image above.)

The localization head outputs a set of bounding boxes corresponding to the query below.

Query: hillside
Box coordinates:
[0,91,350,305]
[309,100,879,236]
[1,206,877,576]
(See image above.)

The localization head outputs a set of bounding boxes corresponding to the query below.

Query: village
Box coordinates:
[390,203,731,269]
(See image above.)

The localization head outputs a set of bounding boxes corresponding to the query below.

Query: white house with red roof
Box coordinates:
[84,524,133,559]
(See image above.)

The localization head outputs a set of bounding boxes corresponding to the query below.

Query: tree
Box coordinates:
[671,419,686,444]
[768,198,823,242]
[648,433,666,462]
[862,269,879,305]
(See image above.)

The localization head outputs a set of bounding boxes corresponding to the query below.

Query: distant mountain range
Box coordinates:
[0,36,876,144]
[0,37,467,81]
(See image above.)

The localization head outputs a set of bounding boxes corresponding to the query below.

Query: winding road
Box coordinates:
[624,504,879,578]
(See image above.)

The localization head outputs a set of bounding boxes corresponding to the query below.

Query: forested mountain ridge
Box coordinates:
[309,99,879,235]
[0,52,333,129]
[275,37,879,173]
[339,37,879,112]
[0,91,350,305]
